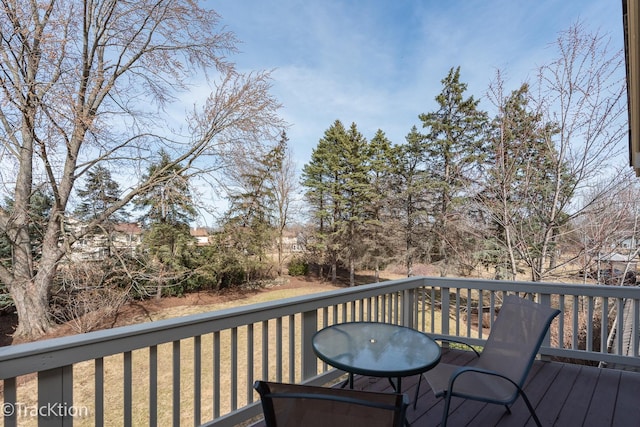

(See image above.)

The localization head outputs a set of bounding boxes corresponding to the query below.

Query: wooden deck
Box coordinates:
[251,348,640,426]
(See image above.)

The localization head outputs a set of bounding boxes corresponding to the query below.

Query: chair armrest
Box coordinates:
[433,338,481,357]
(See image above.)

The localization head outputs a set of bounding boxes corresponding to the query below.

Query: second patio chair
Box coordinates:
[421,295,560,427]
[254,380,408,427]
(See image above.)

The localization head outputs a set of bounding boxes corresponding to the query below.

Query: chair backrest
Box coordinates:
[254,380,409,427]
[476,295,560,388]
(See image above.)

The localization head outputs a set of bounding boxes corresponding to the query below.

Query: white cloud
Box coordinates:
[210,0,624,168]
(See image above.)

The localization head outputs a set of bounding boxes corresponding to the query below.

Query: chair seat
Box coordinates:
[424,362,518,403]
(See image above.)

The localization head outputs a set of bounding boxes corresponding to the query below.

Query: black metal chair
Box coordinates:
[254,380,409,427]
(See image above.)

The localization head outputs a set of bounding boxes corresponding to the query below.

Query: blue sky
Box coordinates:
[211,0,625,169]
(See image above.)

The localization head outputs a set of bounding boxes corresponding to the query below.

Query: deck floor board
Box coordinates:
[250,348,640,426]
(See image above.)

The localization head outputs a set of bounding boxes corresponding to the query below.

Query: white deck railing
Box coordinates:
[1,276,639,427]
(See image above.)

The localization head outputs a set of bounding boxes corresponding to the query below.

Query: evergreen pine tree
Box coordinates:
[75,165,126,222]
[419,67,488,274]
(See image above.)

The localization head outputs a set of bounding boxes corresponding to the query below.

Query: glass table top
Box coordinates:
[312,322,441,378]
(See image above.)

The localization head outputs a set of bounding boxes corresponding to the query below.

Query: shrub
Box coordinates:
[288,257,309,276]
[0,285,13,314]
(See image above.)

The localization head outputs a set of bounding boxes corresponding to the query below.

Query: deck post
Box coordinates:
[301,310,318,381]
[402,289,415,329]
[37,366,74,427]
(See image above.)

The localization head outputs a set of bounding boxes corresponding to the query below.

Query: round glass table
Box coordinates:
[312,321,441,393]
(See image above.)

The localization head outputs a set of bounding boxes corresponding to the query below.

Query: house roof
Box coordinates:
[599,252,638,262]
[623,0,640,176]
[113,223,142,234]
[190,227,209,237]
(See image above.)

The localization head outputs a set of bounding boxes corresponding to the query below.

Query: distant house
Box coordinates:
[279,232,305,253]
[620,236,638,250]
[599,252,638,271]
[597,252,638,285]
[112,223,143,256]
[68,220,142,261]
[190,227,211,246]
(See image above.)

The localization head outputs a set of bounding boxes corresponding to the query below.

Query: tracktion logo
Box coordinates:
[2,402,90,418]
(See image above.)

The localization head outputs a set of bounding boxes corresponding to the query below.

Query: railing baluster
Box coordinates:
[371,296,376,322]
[601,297,608,357]
[262,320,269,380]
[247,324,254,405]
[124,351,132,427]
[465,288,472,338]
[409,289,417,328]
[172,341,180,426]
[95,357,104,427]
[489,291,496,329]
[478,292,484,339]
[559,295,565,348]
[382,294,387,322]
[288,314,296,382]
[213,331,220,418]
[194,335,201,426]
[616,298,624,356]
[442,287,451,337]
[149,346,158,427]
[230,328,238,410]
[431,287,437,334]
[418,288,425,332]
[276,318,282,382]
[390,293,395,323]
[572,296,579,349]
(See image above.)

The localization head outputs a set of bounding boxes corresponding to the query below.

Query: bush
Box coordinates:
[288,257,309,276]
[51,262,128,332]
[0,285,13,314]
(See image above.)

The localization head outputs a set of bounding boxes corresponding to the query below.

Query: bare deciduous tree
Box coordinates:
[270,132,299,277]
[480,22,627,282]
[524,22,627,281]
[51,262,128,334]
[0,0,283,339]
[575,175,640,283]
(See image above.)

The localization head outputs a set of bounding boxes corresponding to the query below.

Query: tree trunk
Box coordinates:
[349,258,355,287]
[406,255,413,277]
[10,278,52,340]
[374,261,380,283]
[331,262,337,283]
[277,233,283,276]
